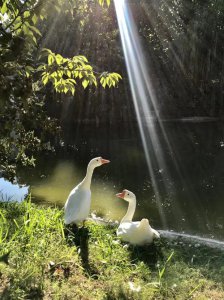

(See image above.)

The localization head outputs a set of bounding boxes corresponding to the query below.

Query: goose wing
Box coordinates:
[152,228,160,239]
[64,186,91,224]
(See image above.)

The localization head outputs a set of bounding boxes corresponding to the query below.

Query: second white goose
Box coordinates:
[116,189,160,245]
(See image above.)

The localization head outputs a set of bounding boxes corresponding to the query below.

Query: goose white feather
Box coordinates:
[116,190,160,245]
[64,157,110,225]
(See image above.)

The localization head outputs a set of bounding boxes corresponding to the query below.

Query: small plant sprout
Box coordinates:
[158,251,174,287]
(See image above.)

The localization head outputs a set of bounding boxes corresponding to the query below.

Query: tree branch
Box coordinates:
[5,0,30,31]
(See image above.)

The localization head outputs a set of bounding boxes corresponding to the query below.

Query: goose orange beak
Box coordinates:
[116,190,126,199]
[101,158,110,164]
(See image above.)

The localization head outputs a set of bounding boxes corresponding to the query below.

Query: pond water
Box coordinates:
[0,178,29,202]
[1,120,224,240]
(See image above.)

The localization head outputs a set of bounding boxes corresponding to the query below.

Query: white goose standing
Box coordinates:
[116,189,160,245]
[64,157,110,225]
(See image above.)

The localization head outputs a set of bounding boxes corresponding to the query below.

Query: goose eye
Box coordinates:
[127,193,129,196]
[96,159,99,162]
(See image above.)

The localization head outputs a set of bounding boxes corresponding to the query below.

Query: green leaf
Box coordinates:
[106,77,110,86]
[36,65,45,71]
[42,74,49,85]
[27,24,41,36]
[13,21,23,31]
[66,70,71,77]
[100,77,106,88]
[78,55,88,62]
[32,14,38,25]
[23,25,30,35]
[51,71,57,79]
[41,48,53,55]
[71,87,75,95]
[67,79,76,84]
[68,62,74,70]
[82,79,89,89]
[48,54,55,66]
[159,267,165,279]
[25,66,34,78]
[1,1,7,14]
[73,71,78,78]
[57,70,63,78]
[26,66,34,71]
[32,35,37,45]
[98,0,110,7]
[55,54,63,64]
[166,251,174,263]
[23,11,30,18]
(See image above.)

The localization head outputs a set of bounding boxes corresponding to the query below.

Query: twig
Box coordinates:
[5,0,30,30]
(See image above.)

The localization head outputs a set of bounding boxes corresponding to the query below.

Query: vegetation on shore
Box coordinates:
[0,198,224,300]
[0,0,118,180]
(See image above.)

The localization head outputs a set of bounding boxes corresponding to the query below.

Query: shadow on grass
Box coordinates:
[0,201,26,220]
[104,289,129,300]
[1,284,44,300]
[64,224,99,278]
[160,237,224,283]
[127,240,163,270]
[126,236,224,285]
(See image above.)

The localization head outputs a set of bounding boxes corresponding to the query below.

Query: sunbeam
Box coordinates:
[114,0,171,227]
[135,0,209,222]
[113,0,195,228]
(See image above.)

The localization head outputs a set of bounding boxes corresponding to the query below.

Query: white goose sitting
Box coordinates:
[64,157,110,225]
[116,189,160,245]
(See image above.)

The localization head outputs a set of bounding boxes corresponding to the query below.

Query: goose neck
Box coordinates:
[82,165,94,189]
[121,198,136,223]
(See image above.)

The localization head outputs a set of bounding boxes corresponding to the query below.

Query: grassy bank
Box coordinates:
[0,198,224,299]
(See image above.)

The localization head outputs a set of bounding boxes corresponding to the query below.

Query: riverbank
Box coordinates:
[0,199,224,299]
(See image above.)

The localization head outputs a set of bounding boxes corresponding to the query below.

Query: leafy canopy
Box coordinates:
[40,49,122,95]
[0,0,121,179]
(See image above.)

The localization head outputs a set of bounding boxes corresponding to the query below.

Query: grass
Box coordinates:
[0,197,224,299]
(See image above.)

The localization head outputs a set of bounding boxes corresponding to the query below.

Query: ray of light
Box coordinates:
[114,0,212,230]
[132,0,206,218]
[140,0,188,76]
[114,0,173,227]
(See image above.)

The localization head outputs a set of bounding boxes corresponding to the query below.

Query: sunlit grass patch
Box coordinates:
[0,197,224,299]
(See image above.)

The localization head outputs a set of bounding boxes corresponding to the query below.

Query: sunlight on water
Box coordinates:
[33,161,125,221]
[0,178,28,202]
[32,162,79,205]
[92,180,125,221]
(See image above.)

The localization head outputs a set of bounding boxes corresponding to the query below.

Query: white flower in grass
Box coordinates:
[128,281,141,292]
